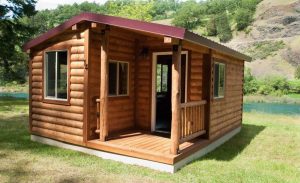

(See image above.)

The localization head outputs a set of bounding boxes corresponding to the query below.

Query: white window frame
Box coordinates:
[213,62,226,99]
[108,60,130,97]
[44,50,68,101]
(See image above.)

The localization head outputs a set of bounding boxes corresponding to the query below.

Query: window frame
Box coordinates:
[213,61,226,99]
[43,49,70,105]
[108,60,130,97]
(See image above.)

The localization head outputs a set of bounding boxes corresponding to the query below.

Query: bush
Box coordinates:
[215,12,232,42]
[243,68,259,95]
[235,8,252,31]
[289,80,300,93]
[258,76,290,96]
[206,16,217,36]
[246,41,285,60]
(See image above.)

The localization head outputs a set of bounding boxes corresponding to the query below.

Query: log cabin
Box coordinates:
[23,13,251,173]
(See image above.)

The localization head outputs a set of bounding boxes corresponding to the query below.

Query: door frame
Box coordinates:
[151,51,188,132]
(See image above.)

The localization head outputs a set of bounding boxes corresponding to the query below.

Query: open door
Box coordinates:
[152,52,188,134]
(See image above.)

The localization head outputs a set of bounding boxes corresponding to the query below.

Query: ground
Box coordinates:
[0,97,299,183]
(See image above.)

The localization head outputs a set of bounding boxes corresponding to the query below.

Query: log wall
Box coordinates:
[29,29,86,145]
[209,51,244,139]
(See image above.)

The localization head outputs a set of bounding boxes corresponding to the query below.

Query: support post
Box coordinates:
[99,26,110,141]
[170,41,182,155]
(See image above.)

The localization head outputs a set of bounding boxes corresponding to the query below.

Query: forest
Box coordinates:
[0,0,261,85]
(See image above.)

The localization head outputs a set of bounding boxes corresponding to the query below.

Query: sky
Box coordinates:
[35,0,107,10]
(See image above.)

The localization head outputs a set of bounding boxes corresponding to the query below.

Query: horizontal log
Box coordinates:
[70,76,84,84]
[70,84,84,91]
[70,61,85,69]
[70,69,84,76]
[180,100,206,108]
[32,62,42,69]
[32,101,83,113]
[32,107,83,121]
[32,82,42,88]
[70,46,84,54]
[32,127,83,143]
[32,120,82,136]
[32,55,43,62]
[32,114,83,128]
[70,54,85,61]
[70,91,84,99]
[32,95,42,101]
[32,69,42,75]
[32,89,42,95]
[32,76,42,82]
[70,98,84,106]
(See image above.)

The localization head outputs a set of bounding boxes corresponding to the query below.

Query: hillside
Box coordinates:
[153,0,300,79]
[227,0,300,79]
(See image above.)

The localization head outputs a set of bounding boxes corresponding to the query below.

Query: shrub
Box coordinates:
[206,16,217,36]
[235,8,252,31]
[243,68,259,95]
[289,80,300,93]
[215,12,232,42]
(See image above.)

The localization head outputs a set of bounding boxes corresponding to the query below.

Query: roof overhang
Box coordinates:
[23,12,251,61]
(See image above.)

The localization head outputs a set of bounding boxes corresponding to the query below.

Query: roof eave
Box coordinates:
[184,31,252,62]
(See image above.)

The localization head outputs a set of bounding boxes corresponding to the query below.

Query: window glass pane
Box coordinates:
[219,64,225,97]
[162,65,168,92]
[156,64,162,92]
[181,55,186,103]
[109,62,117,95]
[118,62,128,95]
[45,52,56,97]
[214,64,220,98]
[57,51,68,99]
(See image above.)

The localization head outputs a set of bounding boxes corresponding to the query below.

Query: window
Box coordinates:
[109,61,129,96]
[156,64,169,93]
[214,62,225,98]
[44,51,68,100]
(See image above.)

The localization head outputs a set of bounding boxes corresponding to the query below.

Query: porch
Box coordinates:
[87,128,209,164]
[85,24,212,158]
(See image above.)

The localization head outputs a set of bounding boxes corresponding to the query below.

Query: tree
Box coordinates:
[215,12,232,42]
[235,8,252,30]
[172,0,205,30]
[206,16,217,36]
[0,0,36,83]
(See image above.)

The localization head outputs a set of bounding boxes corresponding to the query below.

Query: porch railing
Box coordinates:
[179,100,207,143]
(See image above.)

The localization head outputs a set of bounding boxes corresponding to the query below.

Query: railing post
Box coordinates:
[99,26,110,141]
[170,41,182,155]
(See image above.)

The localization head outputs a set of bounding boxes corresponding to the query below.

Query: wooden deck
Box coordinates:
[86,130,209,164]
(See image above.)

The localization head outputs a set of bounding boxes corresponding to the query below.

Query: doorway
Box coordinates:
[151,52,188,133]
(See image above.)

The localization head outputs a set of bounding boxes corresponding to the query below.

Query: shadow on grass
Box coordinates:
[198,124,265,162]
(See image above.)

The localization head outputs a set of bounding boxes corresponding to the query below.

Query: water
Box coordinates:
[0,92,28,99]
[244,102,300,115]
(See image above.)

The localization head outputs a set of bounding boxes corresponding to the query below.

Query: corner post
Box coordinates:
[99,26,110,141]
[170,41,182,155]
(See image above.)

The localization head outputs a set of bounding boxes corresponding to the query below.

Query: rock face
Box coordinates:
[227,0,300,79]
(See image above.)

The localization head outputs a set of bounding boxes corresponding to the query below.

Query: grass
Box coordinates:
[0,97,300,182]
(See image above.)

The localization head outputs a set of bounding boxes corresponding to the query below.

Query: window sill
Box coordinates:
[42,98,70,105]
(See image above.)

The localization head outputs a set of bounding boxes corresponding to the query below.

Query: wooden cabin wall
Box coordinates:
[87,29,101,140]
[107,28,136,133]
[209,51,244,139]
[29,29,86,145]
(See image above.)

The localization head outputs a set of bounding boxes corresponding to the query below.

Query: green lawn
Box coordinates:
[0,97,299,182]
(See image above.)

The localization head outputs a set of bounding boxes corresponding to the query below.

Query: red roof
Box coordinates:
[23,12,251,61]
